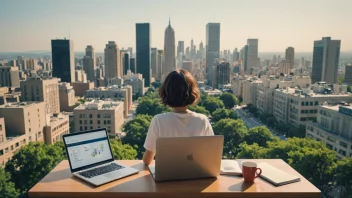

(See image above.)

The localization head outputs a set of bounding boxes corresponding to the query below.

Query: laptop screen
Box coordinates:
[64,129,113,170]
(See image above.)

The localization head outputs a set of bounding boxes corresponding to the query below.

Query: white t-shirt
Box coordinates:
[143,110,214,153]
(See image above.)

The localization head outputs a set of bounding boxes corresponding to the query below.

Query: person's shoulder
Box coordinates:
[189,111,209,121]
[153,112,172,121]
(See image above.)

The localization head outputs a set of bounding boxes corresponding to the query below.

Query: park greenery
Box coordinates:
[1,88,352,198]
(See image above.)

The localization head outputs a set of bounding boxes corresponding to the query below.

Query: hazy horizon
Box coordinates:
[1,0,352,53]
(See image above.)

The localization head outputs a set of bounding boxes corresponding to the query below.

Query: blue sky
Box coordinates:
[1,0,351,52]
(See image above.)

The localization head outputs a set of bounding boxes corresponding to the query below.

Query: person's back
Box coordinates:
[142,69,214,164]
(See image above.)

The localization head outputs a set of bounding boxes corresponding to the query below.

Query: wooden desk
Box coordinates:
[29,159,321,198]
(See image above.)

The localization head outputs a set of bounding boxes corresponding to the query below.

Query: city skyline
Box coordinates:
[1,0,352,52]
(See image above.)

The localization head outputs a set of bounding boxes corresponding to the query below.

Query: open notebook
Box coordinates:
[220,160,301,186]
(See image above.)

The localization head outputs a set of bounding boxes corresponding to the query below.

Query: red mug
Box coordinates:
[241,161,262,183]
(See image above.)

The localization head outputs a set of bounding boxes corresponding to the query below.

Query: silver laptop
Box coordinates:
[149,135,224,182]
[63,128,139,186]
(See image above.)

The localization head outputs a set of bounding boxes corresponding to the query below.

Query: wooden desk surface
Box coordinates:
[29,159,321,198]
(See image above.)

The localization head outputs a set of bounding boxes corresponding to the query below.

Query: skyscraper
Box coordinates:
[241,45,248,73]
[285,47,295,69]
[206,23,220,85]
[156,50,163,81]
[212,61,230,89]
[130,58,136,73]
[0,66,20,88]
[199,41,205,59]
[104,41,121,79]
[177,41,184,56]
[86,45,96,67]
[163,19,176,77]
[246,39,258,73]
[136,23,151,86]
[233,48,239,61]
[344,65,352,85]
[83,56,95,82]
[123,52,130,75]
[51,39,75,82]
[127,47,133,58]
[151,48,157,78]
[311,37,341,84]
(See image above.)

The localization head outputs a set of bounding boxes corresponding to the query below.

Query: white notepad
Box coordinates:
[257,162,301,186]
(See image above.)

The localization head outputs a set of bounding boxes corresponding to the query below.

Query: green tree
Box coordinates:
[213,119,248,154]
[110,139,137,160]
[151,81,161,89]
[335,157,352,197]
[136,98,170,116]
[347,86,352,93]
[122,114,153,158]
[0,168,18,198]
[200,96,224,114]
[337,76,344,84]
[236,143,267,159]
[287,125,306,138]
[219,93,238,109]
[211,108,238,123]
[5,142,65,196]
[245,126,273,147]
[188,105,209,115]
[245,104,259,117]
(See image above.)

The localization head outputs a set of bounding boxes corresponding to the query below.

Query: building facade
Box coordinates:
[104,41,121,79]
[0,66,20,88]
[43,113,69,144]
[206,23,220,85]
[20,77,60,114]
[59,82,76,112]
[151,48,157,79]
[311,37,341,84]
[136,23,151,87]
[344,65,352,85]
[51,39,75,83]
[73,100,125,137]
[212,62,230,89]
[163,20,176,76]
[306,104,352,158]
[285,47,295,69]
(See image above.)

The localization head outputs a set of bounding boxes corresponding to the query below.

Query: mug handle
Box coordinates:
[255,168,262,178]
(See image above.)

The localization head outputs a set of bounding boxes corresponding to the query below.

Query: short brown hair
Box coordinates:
[159,69,200,107]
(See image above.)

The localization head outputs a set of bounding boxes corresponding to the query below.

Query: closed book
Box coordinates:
[257,162,301,186]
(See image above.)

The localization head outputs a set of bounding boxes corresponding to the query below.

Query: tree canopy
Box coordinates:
[211,108,238,123]
[335,157,352,197]
[219,93,238,109]
[5,142,65,196]
[245,126,273,147]
[200,96,224,114]
[122,114,153,158]
[188,105,209,115]
[213,119,248,154]
[0,168,18,198]
[136,97,170,116]
[110,139,137,160]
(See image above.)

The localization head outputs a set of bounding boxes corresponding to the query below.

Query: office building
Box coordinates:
[123,52,130,75]
[278,60,291,75]
[182,61,193,74]
[344,65,352,85]
[83,56,95,82]
[20,77,60,114]
[75,70,87,83]
[86,45,96,66]
[177,41,184,55]
[199,41,205,59]
[85,85,132,118]
[104,41,121,79]
[206,23,220,85]
[127,47,133,58]
[212,62,230,89]
[43,113,69,144]
[123,70,145,97]
[136,23,151,86]
[246,39,259,73]
[156,50,163,81]
[311,37,341,84]
[285,47,295,69]
[51,39,75,83]
[96,67,103,79]
[0,66,20,88]
[26,59,39,70]
[58,82,76,112]
[130,58,136,74]
[163,19,176,76]
[233,48,239,61]
[306,104,352,158]
[241,45,248,73]
[71,81,94,97]
[73,100,124,136]
[151,48,157,78]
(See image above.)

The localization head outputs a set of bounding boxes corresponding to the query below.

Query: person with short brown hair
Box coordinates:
[143,69,214,165]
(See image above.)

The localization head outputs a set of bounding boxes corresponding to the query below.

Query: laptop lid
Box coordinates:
[154,135,224,181]
[63,128,114,173]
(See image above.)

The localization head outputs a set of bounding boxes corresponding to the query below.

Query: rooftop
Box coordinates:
[0,101,44,108]
[74,100,122,110]
[89,85,131,91]
[47,113,69,126]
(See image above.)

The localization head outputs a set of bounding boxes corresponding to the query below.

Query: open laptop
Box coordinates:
[63,128,139,186]
[149,135,224,182]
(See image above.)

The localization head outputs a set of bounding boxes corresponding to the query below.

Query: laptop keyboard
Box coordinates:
[78,163,124,178]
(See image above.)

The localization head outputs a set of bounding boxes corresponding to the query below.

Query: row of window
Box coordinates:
[79,120,112,125]
[79,126,112,133]
[300,117,317,122]
[301,110,318,114]
[79,114,111,119]
[0,141,21,156]
[301,101,319,106]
